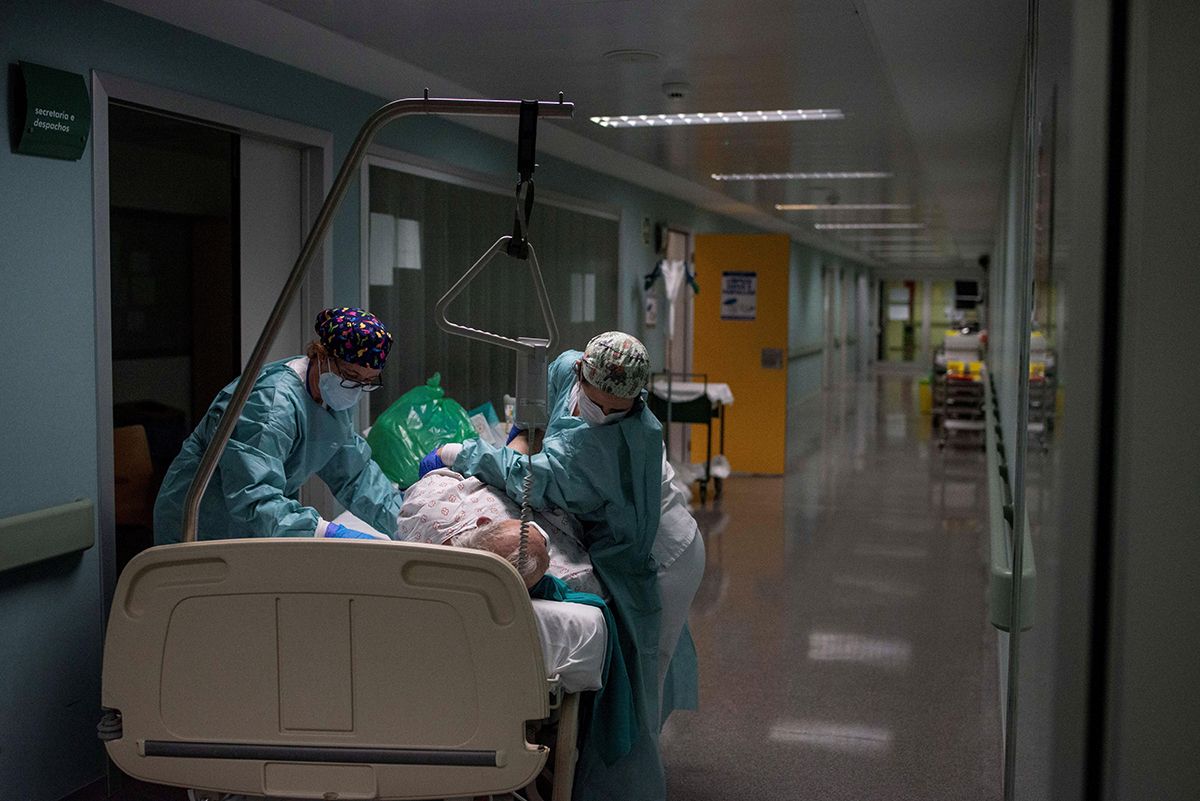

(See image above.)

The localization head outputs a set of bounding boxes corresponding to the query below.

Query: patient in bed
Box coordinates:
[450,517,550,589]
[397,467,603,595]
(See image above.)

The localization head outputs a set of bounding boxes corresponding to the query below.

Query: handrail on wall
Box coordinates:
[985,371,1036,632]
[0,499,94,573]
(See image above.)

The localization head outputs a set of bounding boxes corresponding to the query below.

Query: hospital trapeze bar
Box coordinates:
[433,239,559,427]
[435,99,559,432]
[180,95,574,544]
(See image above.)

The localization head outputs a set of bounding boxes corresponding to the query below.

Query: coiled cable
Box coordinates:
[518,454,534,575]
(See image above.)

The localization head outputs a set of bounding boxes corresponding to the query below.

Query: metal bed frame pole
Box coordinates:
[181,96,574,543]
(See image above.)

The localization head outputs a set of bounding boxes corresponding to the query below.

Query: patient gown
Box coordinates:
[154,358,401,544]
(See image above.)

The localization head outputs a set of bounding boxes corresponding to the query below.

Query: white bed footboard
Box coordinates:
[101,538,550,800]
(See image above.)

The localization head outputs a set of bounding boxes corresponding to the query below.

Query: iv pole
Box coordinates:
[180,94,574,544]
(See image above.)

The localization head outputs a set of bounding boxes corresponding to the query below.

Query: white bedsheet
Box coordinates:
[333,511,607,693]
[651,379,734,406]
[531,599,606,693]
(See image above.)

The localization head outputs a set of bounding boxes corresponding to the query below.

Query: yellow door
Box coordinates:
[692,234,791,475]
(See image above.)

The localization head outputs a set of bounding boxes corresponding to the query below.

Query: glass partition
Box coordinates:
[988,2,1068,798]
[363,160,620,422]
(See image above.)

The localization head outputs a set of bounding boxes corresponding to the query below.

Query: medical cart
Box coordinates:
[648,372,730,504]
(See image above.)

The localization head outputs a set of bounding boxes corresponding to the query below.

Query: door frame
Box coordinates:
[92,72,333,613]
[660,226,694,463]
[821,264,837,388]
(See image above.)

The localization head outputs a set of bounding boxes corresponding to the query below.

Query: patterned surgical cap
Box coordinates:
[579,331,650,399]
[314,307,393,369]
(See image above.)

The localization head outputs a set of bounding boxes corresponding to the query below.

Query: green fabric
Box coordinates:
[154,359,402,544]
[529,575,635,765]
[456,351,673,801]
[367,373,477,488]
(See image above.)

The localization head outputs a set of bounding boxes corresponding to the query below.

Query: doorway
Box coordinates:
[880,280,917,363]
[821,265,838,387]
[107,104,238,574]
[663,228,693,464]
[93,74,332,600]
[664,228,692,376]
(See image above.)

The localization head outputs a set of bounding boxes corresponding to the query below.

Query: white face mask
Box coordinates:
[317,357,363,411]
[574,381,628,426]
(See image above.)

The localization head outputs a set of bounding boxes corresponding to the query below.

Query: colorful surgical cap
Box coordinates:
[579,331,651,399]
[314,307,393,369]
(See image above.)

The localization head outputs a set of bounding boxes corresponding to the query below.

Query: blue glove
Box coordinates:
[323,522,377,540]
[506,425,524,444]
[418,448,445,479]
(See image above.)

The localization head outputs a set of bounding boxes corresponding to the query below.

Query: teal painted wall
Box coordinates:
[788,243,828,400]
[0,2,867,798]
[787,243,869,401]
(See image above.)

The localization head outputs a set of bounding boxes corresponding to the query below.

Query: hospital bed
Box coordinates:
[100,536,603,800]
[98,94,594,800]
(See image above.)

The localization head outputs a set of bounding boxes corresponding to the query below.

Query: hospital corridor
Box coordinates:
[3,2,1199,801]
[662,376,1004,800]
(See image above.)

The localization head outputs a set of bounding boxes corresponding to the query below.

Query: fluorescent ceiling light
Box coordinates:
[776,203,911,211]
[815,223,927,230]
[712,171,891,181]
[591,109,843,128]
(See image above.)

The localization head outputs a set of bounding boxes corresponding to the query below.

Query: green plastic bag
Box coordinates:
[367,373,477,488]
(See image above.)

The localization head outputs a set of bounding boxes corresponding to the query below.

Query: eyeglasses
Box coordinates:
[338,375,383,392]
[323,355,384,391]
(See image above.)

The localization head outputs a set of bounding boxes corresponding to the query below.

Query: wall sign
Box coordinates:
[720,270,757,320]
[643,294,659,328]
[14,61,91,161]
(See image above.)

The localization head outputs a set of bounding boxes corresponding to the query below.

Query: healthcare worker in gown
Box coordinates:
[154,307,403,544]
[422,331,702,801]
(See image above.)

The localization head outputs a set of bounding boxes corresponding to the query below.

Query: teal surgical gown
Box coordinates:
[154,358,402,544]
[454,350,697,801]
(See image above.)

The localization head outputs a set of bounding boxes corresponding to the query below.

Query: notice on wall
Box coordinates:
[643,294,659,328]
[721,271,757,320]
[15,61,91,161]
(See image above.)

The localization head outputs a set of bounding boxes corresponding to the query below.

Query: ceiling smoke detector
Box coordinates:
[602,49,661,64]
[662,82,691,100]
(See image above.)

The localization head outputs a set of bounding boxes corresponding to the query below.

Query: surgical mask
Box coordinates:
[574,381,628,426]
[317,358,363,411]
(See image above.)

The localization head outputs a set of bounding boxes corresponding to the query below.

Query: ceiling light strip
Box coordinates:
[775,203,912,211]
[712,171,891,181]
[591,109,843,128]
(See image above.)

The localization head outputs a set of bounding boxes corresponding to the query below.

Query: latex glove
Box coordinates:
[322,522,378,540]
[418,448,445,479]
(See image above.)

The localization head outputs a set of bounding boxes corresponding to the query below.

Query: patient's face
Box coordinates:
[490,519,550,588]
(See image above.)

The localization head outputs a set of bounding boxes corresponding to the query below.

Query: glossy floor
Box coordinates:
[662,374,1003,800]
[75,375,1001,801]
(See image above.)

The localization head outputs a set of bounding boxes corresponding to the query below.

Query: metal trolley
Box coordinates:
[647,371,727,504]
